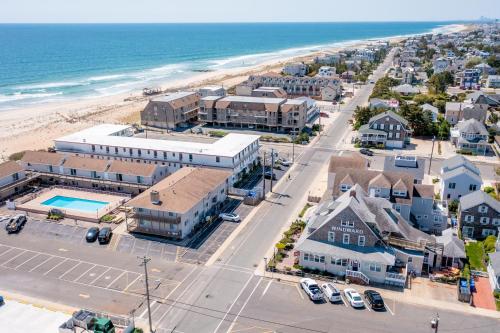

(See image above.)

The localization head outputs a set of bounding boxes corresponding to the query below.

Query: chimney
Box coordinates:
[150,190,161,205]
[349,190,356,199]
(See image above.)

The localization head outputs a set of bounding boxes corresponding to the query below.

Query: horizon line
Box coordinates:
[0,19,481,25]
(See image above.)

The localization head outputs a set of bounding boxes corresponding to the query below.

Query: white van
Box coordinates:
[321,283,342,303]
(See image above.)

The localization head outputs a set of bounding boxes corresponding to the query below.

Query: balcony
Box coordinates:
[127,212,181,224]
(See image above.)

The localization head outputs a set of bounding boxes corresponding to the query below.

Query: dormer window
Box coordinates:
[340,184,352,192]
[393,190,407,197]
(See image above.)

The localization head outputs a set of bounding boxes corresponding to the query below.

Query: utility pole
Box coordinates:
[138,256,154,333]
[270,148,275,192]
[428,135,436,175]
[262,151,266,194]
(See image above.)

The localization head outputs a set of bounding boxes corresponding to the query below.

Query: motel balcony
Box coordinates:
[385,266,407,287]
[127,211,181,224]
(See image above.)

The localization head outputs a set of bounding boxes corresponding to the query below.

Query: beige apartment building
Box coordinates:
[199,95,307,132]
[141,91,200,129]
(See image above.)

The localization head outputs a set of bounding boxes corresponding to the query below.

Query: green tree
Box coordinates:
[465,57,482,69]
[428,71,454,94]
[437,117,451,140]
[399,104,435,136]
[353,106,379,130]
[486,55,500,71]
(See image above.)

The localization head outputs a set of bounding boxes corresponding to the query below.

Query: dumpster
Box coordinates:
[457,277,471,303]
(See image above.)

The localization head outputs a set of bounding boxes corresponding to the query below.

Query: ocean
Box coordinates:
[0,22,460,110]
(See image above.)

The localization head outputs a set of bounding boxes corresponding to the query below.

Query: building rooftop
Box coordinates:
[0,161,23,179]
[151,91,198,103]
[21,151,66,166]
[441,155,480,176]
[217,95,286,104]
[459,190,500,212]
[55,124,260,158]
[107,160,158,177]
[383,155,425,182]
[126,167,231,214]
[63,156,109,172]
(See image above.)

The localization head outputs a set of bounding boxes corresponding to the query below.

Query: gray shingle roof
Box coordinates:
[441,166,483,184]
[436,228,466,259]
[456,119,488,136]
[441,155,480,176]
[459,190,500,212]
[370,110,409,126]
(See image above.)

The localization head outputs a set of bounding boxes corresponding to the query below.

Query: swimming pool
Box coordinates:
[41,195,109,212]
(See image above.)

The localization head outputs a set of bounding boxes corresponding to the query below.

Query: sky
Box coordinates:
[1,0,498,23]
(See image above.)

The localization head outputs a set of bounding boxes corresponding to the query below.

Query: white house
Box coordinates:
[486,75,500,89]
[440,155,483,201]
[283,63,307,76]
[317,66,336,77]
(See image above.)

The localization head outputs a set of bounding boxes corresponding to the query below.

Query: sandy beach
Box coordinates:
[0,24,469,161]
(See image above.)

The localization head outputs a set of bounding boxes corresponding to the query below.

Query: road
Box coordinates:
[1,49,498,333]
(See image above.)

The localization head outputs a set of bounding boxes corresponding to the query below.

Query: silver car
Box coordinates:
[219,213,241,222]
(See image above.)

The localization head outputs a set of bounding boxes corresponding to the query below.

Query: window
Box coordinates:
[91,171,98,179]
[389,124,394,130]
[469,184,477,191]
[340,184,351,192]
[482,229,496,237]
[408,257,413,263]
[380,123,384,130]
[341,221,354,227]
[396,125,401,130]
[48,165,53,173]
[189,154,193,161]
[328,231,335,243]
[70,169,76,176]
[179,153,183,161]
[393,190,406,197]
[492,219,500,226]
[138,149,142,156]
[12,173,19,181]
[216,156,220,163]
[358,236,365,247]
[480,217,490,225]
[137,176,143,184]
[342,234,350,245]
[395,204,401,212]
[304,253,310,261]
[395,132,400,139]
[478,205,488,213]
[448,182,456,189]
[369,263,381,272]
[464,215,474,223]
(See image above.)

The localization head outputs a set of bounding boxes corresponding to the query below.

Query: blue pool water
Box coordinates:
[41,195,109,212]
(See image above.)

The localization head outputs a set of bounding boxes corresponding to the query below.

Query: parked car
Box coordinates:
[5,215,27,234]
[300,278,323,301]
[98,227,112,244]
[364,290,385,310]
[321,283,342,303]
[219,213,241,222]
[344,288,365,308]
[85,227,100,242]
[0,295,4,306]
[278,158,292,167]
[264,171,277,180]
[359,148,373,156]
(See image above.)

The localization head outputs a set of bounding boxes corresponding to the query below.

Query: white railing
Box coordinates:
[346,269,370,285]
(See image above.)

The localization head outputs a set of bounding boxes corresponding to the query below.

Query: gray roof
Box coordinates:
[436,229,466,259]
[152,91,197,102]
[489,252,500,274]
[358,124,387,135]
[459,190,500,212]
[383,156,425,181]
[441,166,483,184]
[370,110,409,126]
[441,155,480,176]
[456,119,488,136]
[422,103,439,114]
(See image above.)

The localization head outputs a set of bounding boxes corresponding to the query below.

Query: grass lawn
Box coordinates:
[465,241,486,271]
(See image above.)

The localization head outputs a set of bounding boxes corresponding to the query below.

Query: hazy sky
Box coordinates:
[1,0,498,23]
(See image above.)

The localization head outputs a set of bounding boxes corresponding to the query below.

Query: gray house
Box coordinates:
[450,119,491,155]
[358,111,411,148]
[440,155,482,201]
[458,191,500,239]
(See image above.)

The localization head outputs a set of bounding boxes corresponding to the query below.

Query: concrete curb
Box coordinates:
[0,289,77,315]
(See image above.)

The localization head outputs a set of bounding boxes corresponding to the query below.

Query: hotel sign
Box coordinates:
[331,226,364,234]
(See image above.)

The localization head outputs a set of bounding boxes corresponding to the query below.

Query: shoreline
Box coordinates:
[0,23,470,162]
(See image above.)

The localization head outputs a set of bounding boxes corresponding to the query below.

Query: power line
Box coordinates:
[128,289,329,333]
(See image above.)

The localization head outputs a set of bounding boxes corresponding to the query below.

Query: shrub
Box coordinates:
[354,142,361,148]
[208,130,227,138]
[275,253,284,262]
[434,193,441,200]
[284,266,292,272]
[280,237,294,244]
[432,178,440,184]
[293,264,304,270]
[100,214,114,223]
[448,200,459,214]
[9,151,27,161]
[299,203,312,218]
[275,242,286,251]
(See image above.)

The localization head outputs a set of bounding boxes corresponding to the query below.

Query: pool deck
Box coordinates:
[17,188,128,223]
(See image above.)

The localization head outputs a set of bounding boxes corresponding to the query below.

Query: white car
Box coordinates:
[321,283,342,303]
[344,288,365,308]
[278,158,292,167]
[219,213,241,222]
[300,278,323,301]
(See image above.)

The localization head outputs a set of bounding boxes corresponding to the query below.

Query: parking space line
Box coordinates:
[74,264,97,282]
[90,267,111,285]
[59,261,82,280]
[226,277,263,333]
[140,300,156,319]
[1,250,28,266]
[260,279,272,299]
[295,284,304,300]
[124,274,142,291]
[363,300,371,311]
[15,253,40,270]
[340,294,348,307]
[43,258,68,276]
[106,270,126,288]
[0,246,13,256]
[385,298,395,316]
[29,256,53,272]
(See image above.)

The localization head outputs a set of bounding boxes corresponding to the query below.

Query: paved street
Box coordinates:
[0,49,498,332]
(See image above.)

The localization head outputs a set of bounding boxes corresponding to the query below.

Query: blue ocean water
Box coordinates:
[0,22,459,110]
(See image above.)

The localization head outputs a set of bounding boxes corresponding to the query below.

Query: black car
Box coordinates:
[85,227,100,242]
[264,170,277,180]
[98,227,112,244]
[364,290,385,310]
[359,148,374,156]
[5,215,27,234]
